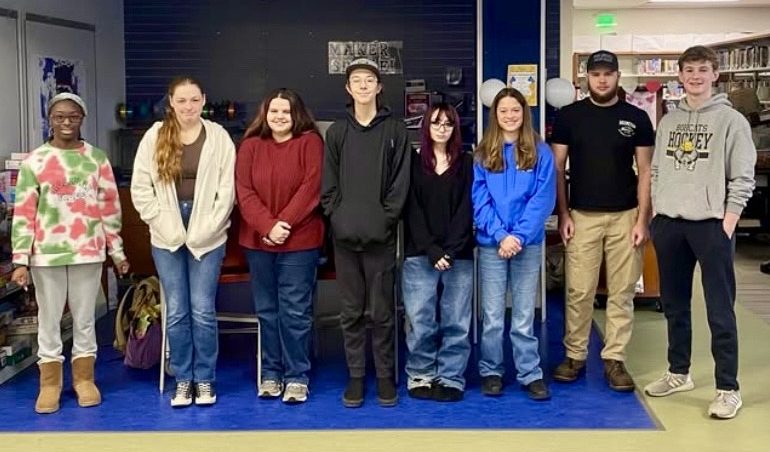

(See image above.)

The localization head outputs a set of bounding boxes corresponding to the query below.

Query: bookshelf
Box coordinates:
[708,32,770,105]
[572,52,684,100]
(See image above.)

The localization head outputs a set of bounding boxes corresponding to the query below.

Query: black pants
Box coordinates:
[334,243,396,378]
[651,215,739,390]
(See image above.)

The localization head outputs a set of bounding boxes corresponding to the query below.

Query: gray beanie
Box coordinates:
[48,92,88,116]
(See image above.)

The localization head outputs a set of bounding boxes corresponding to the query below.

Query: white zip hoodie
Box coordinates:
[131,119,235,259]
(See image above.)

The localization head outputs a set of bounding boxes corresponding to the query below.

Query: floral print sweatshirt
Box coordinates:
[11,142,126,267]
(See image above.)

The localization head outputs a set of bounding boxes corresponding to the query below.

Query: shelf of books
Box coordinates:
[709,32,770,105]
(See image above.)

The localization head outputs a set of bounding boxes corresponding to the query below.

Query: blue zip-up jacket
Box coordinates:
[472,141,556,247]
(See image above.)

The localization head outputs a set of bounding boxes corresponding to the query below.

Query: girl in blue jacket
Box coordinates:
[472,88,556,400]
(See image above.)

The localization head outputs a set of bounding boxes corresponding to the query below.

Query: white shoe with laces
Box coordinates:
[644,371,695,397]
[259,379,283,398]
[708,390,742,419]
[170,381,193,408]
[282,382,309,404]
[195,381,217,406]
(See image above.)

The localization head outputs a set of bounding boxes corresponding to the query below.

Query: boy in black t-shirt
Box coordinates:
[551,50,655,392]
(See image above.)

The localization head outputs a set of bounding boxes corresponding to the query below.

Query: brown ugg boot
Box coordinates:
[35,361,63,414]
[72,356,101,407]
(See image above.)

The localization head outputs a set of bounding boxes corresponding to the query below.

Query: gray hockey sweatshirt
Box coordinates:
[652,93,756,220]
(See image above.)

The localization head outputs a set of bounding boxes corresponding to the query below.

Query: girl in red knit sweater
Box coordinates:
[235,88,323,404]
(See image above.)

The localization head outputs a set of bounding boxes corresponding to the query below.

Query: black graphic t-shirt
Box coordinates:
[551,98,654,212]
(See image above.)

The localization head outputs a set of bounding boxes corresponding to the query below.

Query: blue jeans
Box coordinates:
[152,199,226,383]
[402,256,473,390]
[244,248,319,385]
[478,244,543,385]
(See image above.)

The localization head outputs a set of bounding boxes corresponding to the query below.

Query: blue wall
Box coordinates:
[125,1,557,140]
[482,0,542,132]
[125,0,477,141]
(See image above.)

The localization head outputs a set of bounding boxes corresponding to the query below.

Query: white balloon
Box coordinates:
[545,78,576,109]
[479,78,507,108]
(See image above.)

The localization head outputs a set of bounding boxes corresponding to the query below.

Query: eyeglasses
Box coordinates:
[430,121,455,131]
[51,114,83,125]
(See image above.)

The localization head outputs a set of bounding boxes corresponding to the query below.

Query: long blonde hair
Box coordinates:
[156,76,204,183]
[475,88,539,172]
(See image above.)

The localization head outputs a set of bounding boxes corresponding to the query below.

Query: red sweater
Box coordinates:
[235,132,324,252]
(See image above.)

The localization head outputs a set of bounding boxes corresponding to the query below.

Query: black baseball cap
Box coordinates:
[586,50,619,72]
[345,58,381,80]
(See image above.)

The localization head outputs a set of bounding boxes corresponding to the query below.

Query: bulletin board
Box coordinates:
[25,17,96,148]
[0,11,20,158]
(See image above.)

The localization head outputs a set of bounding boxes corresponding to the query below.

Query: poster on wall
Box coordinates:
[404,91,430,129]
[38,55,86,142]
[506,64,538,106]
[328,41,403,75]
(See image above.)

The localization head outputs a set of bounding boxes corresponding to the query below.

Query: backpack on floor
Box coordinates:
[114,276,162,369]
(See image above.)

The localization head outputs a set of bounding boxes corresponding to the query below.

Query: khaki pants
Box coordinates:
[564,208,642,361]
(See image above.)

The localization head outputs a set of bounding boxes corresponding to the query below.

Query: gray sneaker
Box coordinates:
[259,379,283,398]
[708,390,742,419]
[644,371,695,397]
[282,382,309,404]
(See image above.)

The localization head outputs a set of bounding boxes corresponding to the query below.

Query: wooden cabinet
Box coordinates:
[596,240,660,302]
[118,187,247,277]
[119,187,156,276]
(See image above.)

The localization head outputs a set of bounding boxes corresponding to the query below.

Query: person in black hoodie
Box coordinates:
[321,58,411,408]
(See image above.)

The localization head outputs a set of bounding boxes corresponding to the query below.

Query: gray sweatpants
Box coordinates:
[31,263,103,363]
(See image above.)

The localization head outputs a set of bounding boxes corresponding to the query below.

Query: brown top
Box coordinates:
[175,126,206,200]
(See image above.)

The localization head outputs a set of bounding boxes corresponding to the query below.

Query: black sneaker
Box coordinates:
[481,375,503,396]
[433,383,464,402]
[342,377,364,408]
[407,385,433,400]
[376,377,398,407]
[525,379,551,401]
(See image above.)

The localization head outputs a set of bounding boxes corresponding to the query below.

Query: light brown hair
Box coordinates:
[475,88,539,172]
[156,76,204,184]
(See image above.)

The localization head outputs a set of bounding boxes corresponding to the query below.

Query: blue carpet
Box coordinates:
[0,294,657,431]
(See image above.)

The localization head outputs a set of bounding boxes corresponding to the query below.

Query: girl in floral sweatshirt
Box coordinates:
[11,93,130,414]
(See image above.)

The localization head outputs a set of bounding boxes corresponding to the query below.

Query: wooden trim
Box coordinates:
[25,13,94,31]
[573,51,682,57]
[708,31,770,49]
[0,7,18,18]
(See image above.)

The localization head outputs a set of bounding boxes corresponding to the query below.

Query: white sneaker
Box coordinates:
[644,371,695,397]
[259,379,283,398]
[282,382,309,404]
[195,382,217,406]
[708,390,742,419]
[170,381,193,408]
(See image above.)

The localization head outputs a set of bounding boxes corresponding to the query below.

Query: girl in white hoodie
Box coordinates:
[131,77,235,408]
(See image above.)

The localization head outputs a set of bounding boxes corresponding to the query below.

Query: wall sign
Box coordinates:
[328,40,403,75]
[507,64,538,107]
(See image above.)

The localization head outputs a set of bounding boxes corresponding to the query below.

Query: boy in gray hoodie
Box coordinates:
[644,46,756,420]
